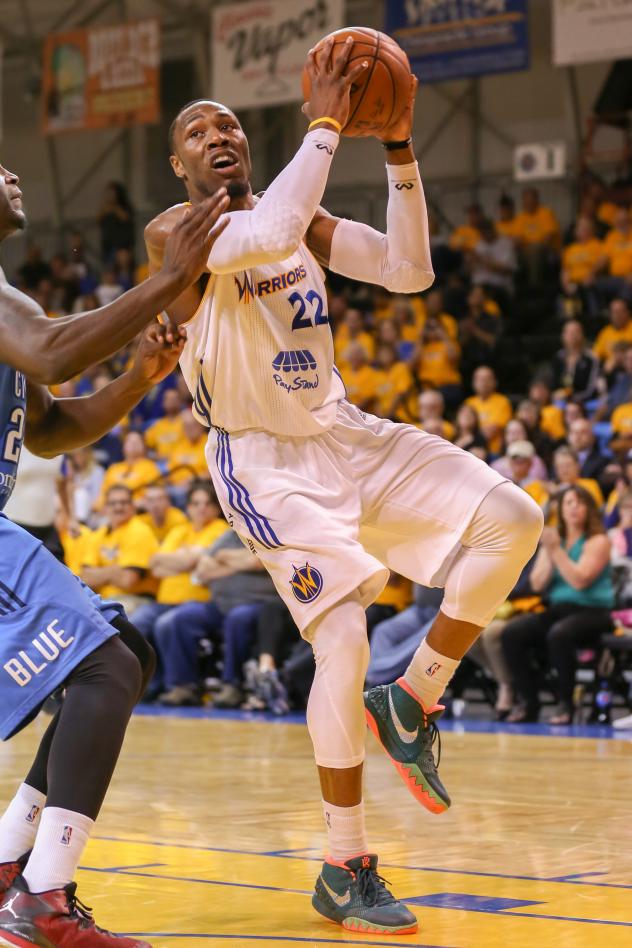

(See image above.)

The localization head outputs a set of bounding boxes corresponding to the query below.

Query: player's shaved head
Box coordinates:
[169,99,239,156]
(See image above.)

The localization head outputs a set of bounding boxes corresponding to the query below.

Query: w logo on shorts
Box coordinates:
[290,562,323,603]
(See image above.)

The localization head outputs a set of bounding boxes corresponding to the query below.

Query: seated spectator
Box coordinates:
[465,365,512,454]
[453,402,488,455]
[560,217,604,316]
[513,186,560,284]
[514,399,556,466]
[95,267,125,307]
[526,446,604,518]
[419,288,458,339]
[130,482,228,699]
[138,483,187,542]
[563,398,587,431]
[416,390,455,440]
[608,488,632,606]
[413,315,462,407]
[597,207,632,302]
[373,343,414,419]
[334,307,375,367]
[528,379,566,442]
[389,294,423,343]
[98,430,161,507]
[375,318,405,357]
[156,529,276,707]
[495,193,519,241]
[66,447,105,525]
[491,433,546,484]
[593,341,630,420]
[604,452,632,527]
[449,202,483,253]
[145,388,185,458]
[339,343,380,412]
[610,400,632,453]
[166,411,209,491]
[567,417,609,485]
[550,320,600,404]
[593,298,632,366]
[459,286,502,377]
[502,486,614,723]
[241,599,301,715]
[469,218,517,304]
[563,193,608,243]
[81,484,159,613]
[366,586,443,687]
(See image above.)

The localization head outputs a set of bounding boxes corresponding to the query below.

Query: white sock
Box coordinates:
[23,807,93,892]
[322,801,368,863]
[0,783,46,863]
[404,640,459,709]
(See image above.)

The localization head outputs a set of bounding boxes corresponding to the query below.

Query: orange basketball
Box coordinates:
[301,27,413,138]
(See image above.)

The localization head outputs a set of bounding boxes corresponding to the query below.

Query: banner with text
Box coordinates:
[212,0,344,111]
[42,18,160,134]
[385,0,529,84]
[553,0,632,66]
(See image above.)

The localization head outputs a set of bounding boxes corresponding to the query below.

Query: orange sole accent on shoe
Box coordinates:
[321,914,419,936]
[365,708,448,815]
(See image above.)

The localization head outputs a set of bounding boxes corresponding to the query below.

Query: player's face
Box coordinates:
[171,103,252,200]
[0,165,26,237]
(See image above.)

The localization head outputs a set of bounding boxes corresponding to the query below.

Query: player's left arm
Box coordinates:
[25,324,185,458]
[305,75,434,293]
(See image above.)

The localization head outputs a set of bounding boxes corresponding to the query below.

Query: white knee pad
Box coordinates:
[442,482,543,628]
[306,597,369,770]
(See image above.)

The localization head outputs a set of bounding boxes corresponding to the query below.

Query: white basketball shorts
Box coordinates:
[206,400,507,634]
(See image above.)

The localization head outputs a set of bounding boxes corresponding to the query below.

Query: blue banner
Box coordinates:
[385,0,529,85]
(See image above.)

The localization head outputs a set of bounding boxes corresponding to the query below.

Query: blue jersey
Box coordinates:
[0,363,26,512]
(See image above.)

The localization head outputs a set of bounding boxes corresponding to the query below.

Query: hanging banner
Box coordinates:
[553,0,632,66]
[385,0,529,85]
[212,0,344,111]
[42,18,160,134]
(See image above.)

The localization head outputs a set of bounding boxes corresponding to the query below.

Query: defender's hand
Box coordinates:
[131,323,187,386]
[162,190,230,287]
[379,74,418,143]
[302,36,369,130]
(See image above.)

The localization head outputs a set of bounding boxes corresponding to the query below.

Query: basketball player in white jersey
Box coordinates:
[146,38,543,935]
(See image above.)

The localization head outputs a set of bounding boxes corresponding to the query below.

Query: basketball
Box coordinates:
[302,27,413,138]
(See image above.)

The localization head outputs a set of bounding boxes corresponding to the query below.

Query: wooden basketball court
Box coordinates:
[0,709,629,947]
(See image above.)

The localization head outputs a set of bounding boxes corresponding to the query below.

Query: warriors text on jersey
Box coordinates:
[0,363,26,511]
[179,243,345,436]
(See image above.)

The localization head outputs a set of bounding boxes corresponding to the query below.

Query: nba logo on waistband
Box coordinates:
[61,825,73,846]
[426,662,442,678]
[25,805,40,824]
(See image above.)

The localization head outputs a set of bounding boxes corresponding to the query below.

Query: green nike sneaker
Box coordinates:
[364,677,451,814]
[312,854,417,934]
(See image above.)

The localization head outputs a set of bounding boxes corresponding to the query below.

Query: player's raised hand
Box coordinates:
[131,322,188,386]
[379,73,418,142]
[162,189,230,287]
[302,36,369,130]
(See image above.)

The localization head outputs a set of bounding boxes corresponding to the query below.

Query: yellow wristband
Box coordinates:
[308,116,342,134]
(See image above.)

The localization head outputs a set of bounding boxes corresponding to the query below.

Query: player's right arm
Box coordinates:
[0,192,229,384]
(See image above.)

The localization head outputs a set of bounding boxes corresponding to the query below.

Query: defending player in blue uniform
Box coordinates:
[0,164,229,947]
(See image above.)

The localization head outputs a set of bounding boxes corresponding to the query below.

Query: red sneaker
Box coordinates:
[0,875,152,947]
[0,856,28,899]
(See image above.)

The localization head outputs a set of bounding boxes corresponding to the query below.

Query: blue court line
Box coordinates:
[546,871,610,882]
[93,862,165,872]
[124,936,448,947]
[131,705,629,739]
[259,848,319,857]
[81,865,313,897]
[92,835,630,890]
[501,910,632,928]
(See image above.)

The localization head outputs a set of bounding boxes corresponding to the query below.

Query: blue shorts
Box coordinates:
[0,515,123,740]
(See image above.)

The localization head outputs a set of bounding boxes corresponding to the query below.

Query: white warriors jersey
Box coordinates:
[179,242,346,436]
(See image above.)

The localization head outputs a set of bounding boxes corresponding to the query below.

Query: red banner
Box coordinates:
[42,18,160,134]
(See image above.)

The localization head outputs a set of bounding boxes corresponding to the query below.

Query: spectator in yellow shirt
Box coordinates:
[527,379,566,441]
[81,484,159,612]
[145,388,185,459]
[97,429,161,508]
[138,483,188,542]
[466,365,513,454]
[593,298,632,368]
[127,482,228,696]
[414,315,462,407]
[419,288,459,339]
[610,401,632,452]
[596,207,632,305]
[373,344,414,418]
[513,187,560,285]
[496,194,520,241]
[334,307,375,368]
[449,203,484,252]
[416,390,455,441]
[562,217,604,290]
[167,411,209,490]
[340,343,381,412]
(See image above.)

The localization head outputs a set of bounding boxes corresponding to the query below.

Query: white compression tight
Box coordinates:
[306,596,369,770]
[441,480,544,628]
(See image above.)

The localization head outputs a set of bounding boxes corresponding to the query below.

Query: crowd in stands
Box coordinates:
[9,174,632,726]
